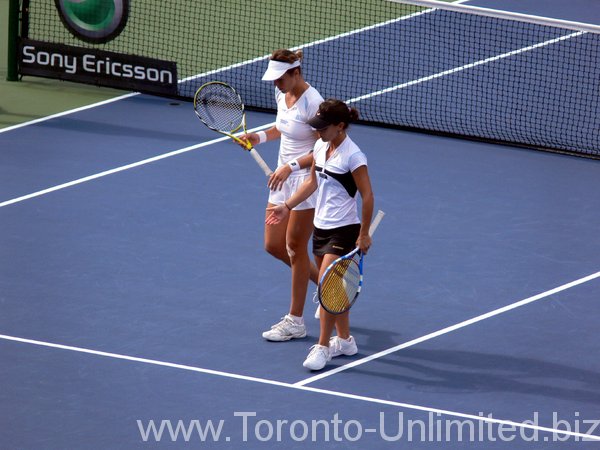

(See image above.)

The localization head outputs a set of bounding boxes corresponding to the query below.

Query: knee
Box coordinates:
[286,239,306,261]
[265,242,287,261]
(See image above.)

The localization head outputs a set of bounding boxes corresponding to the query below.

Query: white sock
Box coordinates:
[289,314,304,325]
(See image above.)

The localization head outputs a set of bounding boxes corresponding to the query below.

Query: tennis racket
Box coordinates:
[318,210,385,315]
[193,81,273,176]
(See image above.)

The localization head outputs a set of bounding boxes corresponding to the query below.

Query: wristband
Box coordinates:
[287,159,301,172]
[284,201,292,211]
[257,131,267,144]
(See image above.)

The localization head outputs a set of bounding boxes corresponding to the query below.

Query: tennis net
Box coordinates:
[14,0,600,157]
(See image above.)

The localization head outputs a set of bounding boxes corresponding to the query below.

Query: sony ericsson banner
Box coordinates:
[19,39,178,96]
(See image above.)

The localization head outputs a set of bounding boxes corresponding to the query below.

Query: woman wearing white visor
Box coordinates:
[241,49,323,342]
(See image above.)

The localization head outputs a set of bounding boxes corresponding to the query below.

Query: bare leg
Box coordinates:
[314,254,347,346]
[265,204,319,318]
[334,311,351,340]
[265,203,319,284]
[286,209,314,317]
[264,202,290,265]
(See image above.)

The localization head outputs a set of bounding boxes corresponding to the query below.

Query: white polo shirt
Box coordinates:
[312,135,368,229]
[274,85,323,171]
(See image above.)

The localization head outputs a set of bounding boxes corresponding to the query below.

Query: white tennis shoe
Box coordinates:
[262,315,306,341]
[329,335,358,358]
[302,344,331,370]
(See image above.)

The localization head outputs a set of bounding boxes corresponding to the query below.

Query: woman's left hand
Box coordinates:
[356,234,372,255]
[265,204,289,225]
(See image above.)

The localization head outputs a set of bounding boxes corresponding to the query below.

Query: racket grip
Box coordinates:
[369,210,385,236]
[249,148,273,176]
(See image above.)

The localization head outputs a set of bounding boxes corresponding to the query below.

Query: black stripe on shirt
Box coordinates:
[315,165,357,197]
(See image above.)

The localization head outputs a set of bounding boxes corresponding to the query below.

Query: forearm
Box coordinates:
[359,192,374,236]
[352,166,374,236]
[285,176,317,209]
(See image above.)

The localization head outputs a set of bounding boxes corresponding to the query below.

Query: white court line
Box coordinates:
[0,16,420,207]
[0,332,598,441]
[0,0,473,133]
[0,93,138,134]
[0,139,224,208]
[9,0,581,210]
[1,1,466,132]
[346,30,585,104]
[0,123,273,209]
[296,271,600,386]
[2,0,597,441]
[1,25,576,209]
[181,1,473,82]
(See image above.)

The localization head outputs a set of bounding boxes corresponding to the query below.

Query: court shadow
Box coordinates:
[348,347,600,404]
[349,325,405,353]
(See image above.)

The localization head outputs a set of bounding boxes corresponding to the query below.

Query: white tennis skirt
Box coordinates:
[268,171,316,210]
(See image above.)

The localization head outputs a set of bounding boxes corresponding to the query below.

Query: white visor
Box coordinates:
[261,60,301,81]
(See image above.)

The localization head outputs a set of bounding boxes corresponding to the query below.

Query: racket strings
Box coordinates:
[320,256,361,314]
[195,84,244,132]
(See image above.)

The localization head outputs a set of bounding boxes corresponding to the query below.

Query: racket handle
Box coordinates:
[369,210,385,236]
[249,148,273,176]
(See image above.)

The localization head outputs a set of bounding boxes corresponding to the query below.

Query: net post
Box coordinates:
[6,0,20,82]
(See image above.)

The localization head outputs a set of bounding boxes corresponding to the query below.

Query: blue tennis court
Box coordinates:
[1,0,600,448]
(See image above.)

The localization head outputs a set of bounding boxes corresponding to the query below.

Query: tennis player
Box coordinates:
[266,98,375,370]
[241,49,324,341]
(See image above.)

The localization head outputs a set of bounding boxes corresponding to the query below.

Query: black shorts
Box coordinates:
[312,223,361,256]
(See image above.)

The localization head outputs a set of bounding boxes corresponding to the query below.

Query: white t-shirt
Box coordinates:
[312,136,368,229]
[274,85,323,171]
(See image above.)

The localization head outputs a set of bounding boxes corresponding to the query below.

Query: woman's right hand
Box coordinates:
[237,133,259,149]
[265,204,290,225]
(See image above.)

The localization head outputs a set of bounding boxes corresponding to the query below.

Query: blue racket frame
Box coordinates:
[317,210,385,315]
[318,249,364,314]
